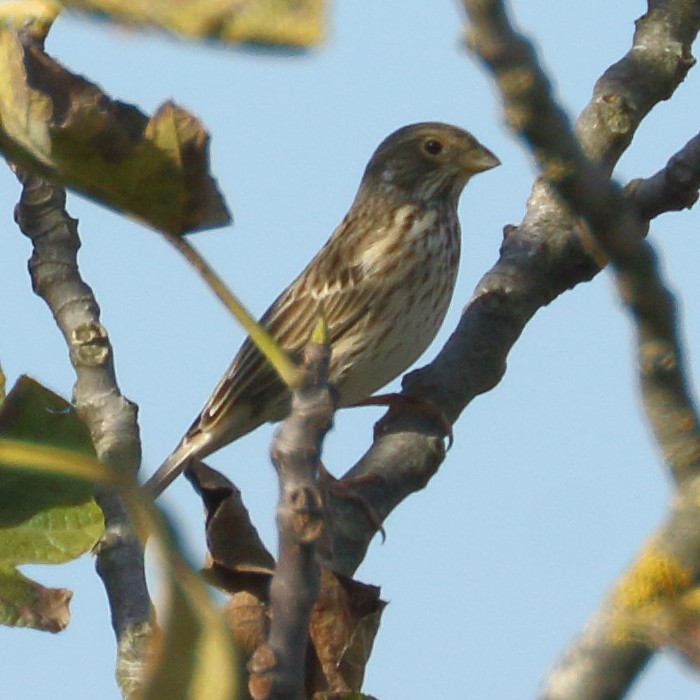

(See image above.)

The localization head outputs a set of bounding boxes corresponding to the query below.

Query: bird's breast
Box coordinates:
[357,205,440,275]
[332,204,460,405]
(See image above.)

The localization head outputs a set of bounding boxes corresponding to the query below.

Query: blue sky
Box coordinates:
[2,1,700,697]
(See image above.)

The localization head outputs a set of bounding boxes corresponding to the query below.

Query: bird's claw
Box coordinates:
[353,393,453,449]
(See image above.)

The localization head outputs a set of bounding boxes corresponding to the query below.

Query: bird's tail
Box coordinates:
[143,432,211,499]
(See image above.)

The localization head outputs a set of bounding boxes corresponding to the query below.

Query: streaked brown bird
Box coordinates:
[146,122,499,496]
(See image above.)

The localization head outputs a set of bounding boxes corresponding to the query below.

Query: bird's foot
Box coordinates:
[353,393,453,449]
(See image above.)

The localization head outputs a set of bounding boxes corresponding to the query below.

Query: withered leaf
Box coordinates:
[190,463,385,695]
[310,569,385,694]
[223,590,269,659]
[0,567,71,633]
[187,461,275,598]
[0,27,231,235]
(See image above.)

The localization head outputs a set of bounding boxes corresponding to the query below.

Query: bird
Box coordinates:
[146,122,499,497]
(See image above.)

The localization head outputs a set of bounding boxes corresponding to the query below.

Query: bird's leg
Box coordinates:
[352,393,454,449]
[319,393,453,547]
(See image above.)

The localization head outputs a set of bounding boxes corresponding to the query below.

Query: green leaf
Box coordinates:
[0,376,241,692]
[0,466,103,565]
[0,28,231,235]
[0,376,104,632]
[0,375,94,452]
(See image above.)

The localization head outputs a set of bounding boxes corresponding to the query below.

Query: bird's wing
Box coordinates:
[194,245,373,435]
[145,258,372,496]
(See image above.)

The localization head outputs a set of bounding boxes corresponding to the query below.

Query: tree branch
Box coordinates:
[626,131,700,220]
[464,1,700,482]
[321,0,700,579]
[249,334,335,700]
[459,0,700,697]
[536,489,700,699]
[11,166,151,699]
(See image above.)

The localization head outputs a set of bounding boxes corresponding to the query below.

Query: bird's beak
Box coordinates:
[461,145,501,174]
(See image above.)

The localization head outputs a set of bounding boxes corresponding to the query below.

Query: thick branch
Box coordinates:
[11,167,151,699]
[249,338,335,700]
[323,0,700,578]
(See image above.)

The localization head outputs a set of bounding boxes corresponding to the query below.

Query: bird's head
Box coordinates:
[360,122,500,204]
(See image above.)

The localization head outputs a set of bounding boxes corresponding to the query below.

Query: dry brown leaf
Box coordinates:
[190,462,385,695]
[187,461,275,591]
[309,569,384,694]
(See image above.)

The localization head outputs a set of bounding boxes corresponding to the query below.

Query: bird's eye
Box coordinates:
[423,139,444,156]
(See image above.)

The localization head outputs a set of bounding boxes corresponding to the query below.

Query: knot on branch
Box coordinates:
[72,321,111,366]
[287,484,325,544]
[596,93,636,136]
[639,341,678,377]
[666,154,700,208]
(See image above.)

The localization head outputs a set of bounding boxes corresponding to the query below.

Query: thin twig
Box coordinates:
[11,166,151,699]
[626,131,700,220]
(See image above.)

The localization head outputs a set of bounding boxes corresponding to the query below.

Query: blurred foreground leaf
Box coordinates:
[0,1,60,41]
[140,552,241,700]
[0,567,72,632]
[164,235,305,388]
[59,0,324,47]
[0,377,240,693]
[0,376,104,631]
[0,26,231,234]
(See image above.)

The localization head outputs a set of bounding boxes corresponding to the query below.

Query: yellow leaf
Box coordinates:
[57,0,324,48]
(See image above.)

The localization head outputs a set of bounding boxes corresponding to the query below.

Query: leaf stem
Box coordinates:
[163,232,304,389]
